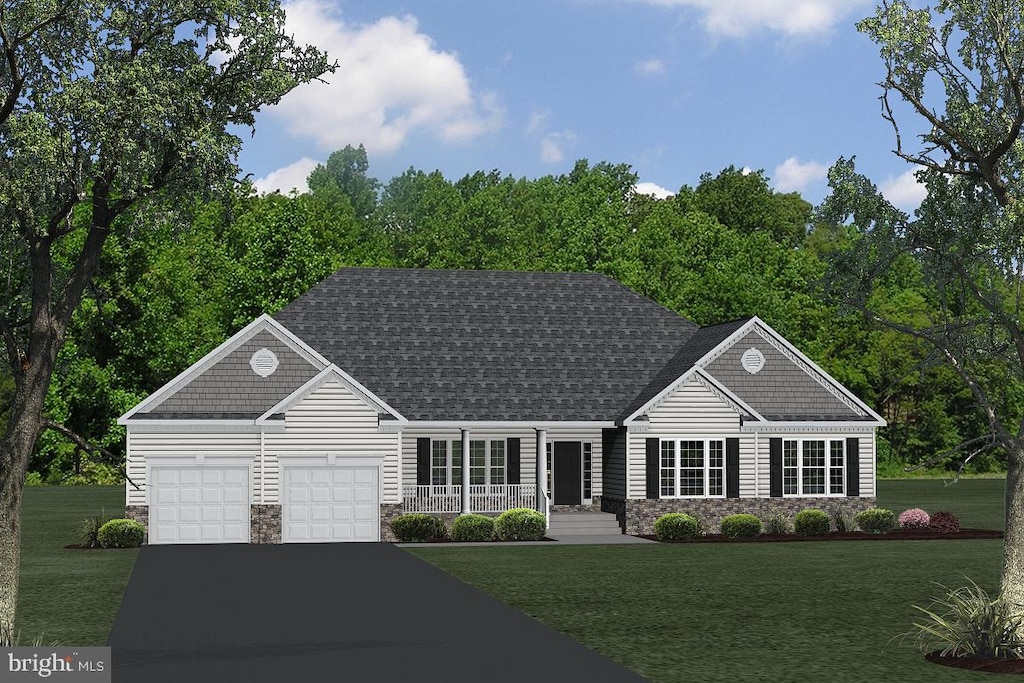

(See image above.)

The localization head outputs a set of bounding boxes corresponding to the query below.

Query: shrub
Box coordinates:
[390,513,447,542]
[895,577,1024,659]
[762,512,791,535]
[450,514,495,542]
[654,513,700,541]
[898,508,931,530]
[794,509,830,536]
[494,508,546,541]
[720,513,762,538]
[828,506,856,532]
[23,472,44,486]
[96,519,145,548]
[930,510,961,534]
[79,514,111,548]
[855,508,897,534]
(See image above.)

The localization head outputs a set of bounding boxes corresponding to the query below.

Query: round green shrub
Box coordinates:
[494,508,546,541]
[654,513,700,541]
[390,513,447,542]
[720,513,762,538]
[97,518,145,548]
[855,508,897,534]
[794,508,830,536]
[450,514,495,542]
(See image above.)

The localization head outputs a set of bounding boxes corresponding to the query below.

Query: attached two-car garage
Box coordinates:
[147,462,380,545]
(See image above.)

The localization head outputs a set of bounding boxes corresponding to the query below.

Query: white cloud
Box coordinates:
[880,169,927,209]
[635,181,675,199]
[540,131,577,164]
[271,1,505,154]
[526,108,549,136]
[772,157,828,193]
[252,157,321,194]
[638,0,871,38]
[634,58,666,75]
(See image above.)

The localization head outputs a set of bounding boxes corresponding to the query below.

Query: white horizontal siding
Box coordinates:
[125,429,260,506]
[628,378,747,499]
[265,379,399,504]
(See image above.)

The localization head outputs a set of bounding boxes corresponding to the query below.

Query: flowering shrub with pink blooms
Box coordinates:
[898,507,931,529]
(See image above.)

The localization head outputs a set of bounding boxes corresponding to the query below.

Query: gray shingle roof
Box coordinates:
[273,268,699,421]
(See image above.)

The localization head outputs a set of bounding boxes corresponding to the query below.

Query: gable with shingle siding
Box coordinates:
[144,329,321,418]
[702,329,864,421]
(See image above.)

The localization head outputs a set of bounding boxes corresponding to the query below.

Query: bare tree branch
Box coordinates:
[41,419,140,491]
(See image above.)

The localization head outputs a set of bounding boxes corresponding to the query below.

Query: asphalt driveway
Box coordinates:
[107,544,647,682]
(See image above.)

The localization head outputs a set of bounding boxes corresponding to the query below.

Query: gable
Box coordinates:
[702,329,867,421]
[138,328,322,419]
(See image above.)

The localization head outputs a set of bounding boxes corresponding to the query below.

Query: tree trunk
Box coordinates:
[1001,442,1024,616]
[0,344,59,646]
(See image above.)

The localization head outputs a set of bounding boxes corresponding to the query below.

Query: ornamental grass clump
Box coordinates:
[654,513,701,541]
[898,508,931,530]
[855,507,897,534]
[794,508,829,536]
[762,512,791,535]
[827,506,856,532]
[719,513,762,538]
[894,577,1024,660]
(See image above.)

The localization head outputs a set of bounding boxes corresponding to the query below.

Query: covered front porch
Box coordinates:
[396,425,605,523]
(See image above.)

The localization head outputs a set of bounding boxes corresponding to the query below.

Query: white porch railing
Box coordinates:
[402,484,538,514]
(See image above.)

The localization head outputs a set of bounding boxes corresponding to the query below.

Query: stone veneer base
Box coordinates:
[251,504,282,544]
[604,497,877,536]
[125,505,150,543]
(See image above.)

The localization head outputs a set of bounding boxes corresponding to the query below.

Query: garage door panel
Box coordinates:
[283,465,379,542]
[150,466,250,545]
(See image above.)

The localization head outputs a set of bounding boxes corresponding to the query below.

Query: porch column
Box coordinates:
[461,428,471,514]
[536,428,547,511]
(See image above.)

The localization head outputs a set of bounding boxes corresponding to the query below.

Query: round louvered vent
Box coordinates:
[250,348,279,377]
[741,347,765,374]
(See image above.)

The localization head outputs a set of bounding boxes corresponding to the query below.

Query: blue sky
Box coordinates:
[242,0,928,210]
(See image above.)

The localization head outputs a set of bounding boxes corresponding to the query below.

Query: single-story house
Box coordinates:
[119,268,884,544]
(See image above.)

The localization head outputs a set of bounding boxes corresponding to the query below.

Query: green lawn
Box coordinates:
[15,485,136,646]
[11,476,1010,676]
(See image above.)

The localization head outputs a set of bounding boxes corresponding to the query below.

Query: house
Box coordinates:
[118,268,884,544]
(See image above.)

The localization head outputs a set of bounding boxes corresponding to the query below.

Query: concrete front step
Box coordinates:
[548,511,622,535]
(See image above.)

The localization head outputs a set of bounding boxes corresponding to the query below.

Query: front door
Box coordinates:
[553,442,582,505]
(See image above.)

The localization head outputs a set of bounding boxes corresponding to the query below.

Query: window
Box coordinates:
[660,441,676,497]
[431,441,447,486]
[782,439,845,496]
[428,440,463,486]
[583,443,592,499]
[490,441,505,485]
[659,439,725,498]
[470,440,487,485]
[546,443,552,495]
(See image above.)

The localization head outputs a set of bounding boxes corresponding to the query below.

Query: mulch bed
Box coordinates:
[926,651,1024,674]
[63,544,136,550]
[639,529,1002,543]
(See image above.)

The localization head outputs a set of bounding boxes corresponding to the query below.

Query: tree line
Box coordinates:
[0,144,1007,484]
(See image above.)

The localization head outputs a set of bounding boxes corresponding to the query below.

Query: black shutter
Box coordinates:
[726,438,740,498]
[507,438,521,484]
[769,438,783,498]
[645,438,660,499]
[416,438,431,486]
[846,437,860,497]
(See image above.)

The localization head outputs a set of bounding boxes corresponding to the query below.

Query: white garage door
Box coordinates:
[283,466,379,542]
[149,466,250,545]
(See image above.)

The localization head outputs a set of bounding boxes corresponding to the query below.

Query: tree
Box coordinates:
[307,144,380,221]
[0,0,332,644]
[819,0,1024,620]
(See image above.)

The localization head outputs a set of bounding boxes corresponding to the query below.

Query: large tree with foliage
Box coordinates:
[0,0,332,644]
[820,0,1024,619]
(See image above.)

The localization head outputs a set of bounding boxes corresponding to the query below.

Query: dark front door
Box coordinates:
[553,442,582,505]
